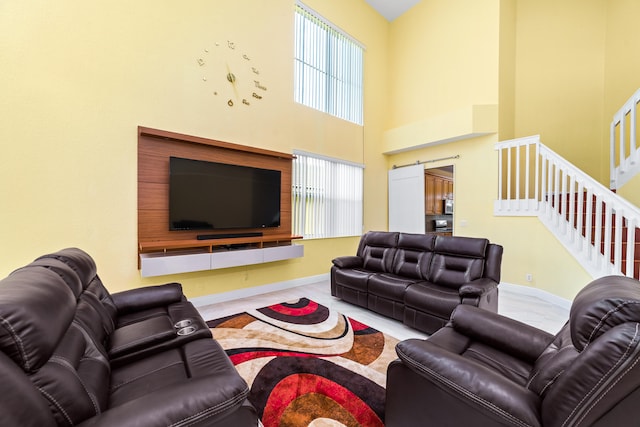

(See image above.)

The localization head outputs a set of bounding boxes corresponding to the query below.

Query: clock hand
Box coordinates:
[226,63,239,100]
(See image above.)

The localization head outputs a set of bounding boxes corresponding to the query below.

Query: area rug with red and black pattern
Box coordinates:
[206,298,400,427]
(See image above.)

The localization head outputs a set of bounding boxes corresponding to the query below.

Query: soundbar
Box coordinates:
[197,232,263,240]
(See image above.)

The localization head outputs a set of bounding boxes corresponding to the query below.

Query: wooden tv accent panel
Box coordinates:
[137,126,302,277]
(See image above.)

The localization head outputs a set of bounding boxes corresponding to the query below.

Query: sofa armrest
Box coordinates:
[458,277,497,297]
[395,339,541,427]
[449,304,555,362]
[331,256,363,269]
[111,282,184,315]
[76,374,253,427]
[108,316,177,359]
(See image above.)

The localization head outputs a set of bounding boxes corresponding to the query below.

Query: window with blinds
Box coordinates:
[292,151,364,239]
[294,3,364,125]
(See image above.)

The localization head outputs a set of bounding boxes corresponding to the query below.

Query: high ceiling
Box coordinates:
[365,0,421,21]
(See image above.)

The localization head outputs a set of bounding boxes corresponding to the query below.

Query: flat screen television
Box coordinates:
[169,156,281,231]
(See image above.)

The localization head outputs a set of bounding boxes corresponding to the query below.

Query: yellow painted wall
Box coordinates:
[618,171,640,207]
[388,0,501,128]
[604,0,640,205]
[0,0,389,296]
[513,0,607,183]
[604,0,640,125]
[498,0,516,140]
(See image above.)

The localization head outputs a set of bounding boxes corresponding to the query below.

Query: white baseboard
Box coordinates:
[190,273,330,308]
[499,282,572,311]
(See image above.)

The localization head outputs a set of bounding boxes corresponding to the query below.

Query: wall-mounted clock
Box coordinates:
[197,40,267,107]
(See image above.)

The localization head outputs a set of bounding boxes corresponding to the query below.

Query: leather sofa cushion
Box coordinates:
[425,321,534,386]
[541,322,640,426]
[332,268,372,292]
[428,231,488,288]
[110,347,189,405]
[395,232,435,280]
[0,266,77,372]
[106,339,250,427]
[24,290,113,425]
[109,338,246,406]
[570,275,640,351]
[0,351,57,427]
[428,255,485,288]
[33,250,120,323]
[397,232,436,252]
[36,247,98,286]
[368,273,419,301]
[27,257,85,297]
[392,247,432,280]
[526,325,576,397]
[358,231,398,273]
[30,322,111,425]
[434,235,488,258]
[404,282,460,319]
[464,341,532,386]
[395,338,542,427]
[357,231,398,256]
[362,246,395,273]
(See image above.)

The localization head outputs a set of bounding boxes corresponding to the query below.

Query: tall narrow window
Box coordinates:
[294,3,364,125]
[292,151,364,239]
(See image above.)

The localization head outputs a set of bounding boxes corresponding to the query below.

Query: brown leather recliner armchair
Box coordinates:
[385,275,640,427]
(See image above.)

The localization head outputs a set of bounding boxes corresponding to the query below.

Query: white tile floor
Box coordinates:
[196,280,569,341]
[498,287,569,334]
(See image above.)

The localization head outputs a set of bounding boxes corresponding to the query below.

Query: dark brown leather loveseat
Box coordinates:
[0,248,258,427]
[385,275,640,426]
[331,231,503,334]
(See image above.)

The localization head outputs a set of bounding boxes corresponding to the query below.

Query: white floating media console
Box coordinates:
[139,244,304,277]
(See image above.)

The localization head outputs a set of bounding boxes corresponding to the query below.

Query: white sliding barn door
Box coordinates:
[388,164,425,233]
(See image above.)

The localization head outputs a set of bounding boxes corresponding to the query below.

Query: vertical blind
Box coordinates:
[292,151,364,239]
[294,3,364,125]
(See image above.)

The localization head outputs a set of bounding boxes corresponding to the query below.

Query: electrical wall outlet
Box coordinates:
[526,273,533,282]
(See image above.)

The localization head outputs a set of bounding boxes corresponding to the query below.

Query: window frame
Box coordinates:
[294,2,364,125]
[292,150,364,239]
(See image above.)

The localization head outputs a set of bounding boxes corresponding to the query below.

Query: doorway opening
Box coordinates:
[424,165,454,235]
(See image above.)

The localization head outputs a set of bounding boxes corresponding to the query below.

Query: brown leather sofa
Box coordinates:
[331,231,503,333]
[0,248,258,427]
[386,275,640,427]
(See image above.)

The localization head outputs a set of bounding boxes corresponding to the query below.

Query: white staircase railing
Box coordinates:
[495,135,640,279]
[611,88,640,190]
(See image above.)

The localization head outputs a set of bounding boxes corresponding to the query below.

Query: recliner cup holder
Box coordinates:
[174,319,193,329]
[177,325,197,336]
